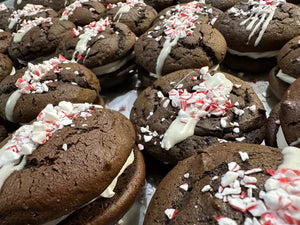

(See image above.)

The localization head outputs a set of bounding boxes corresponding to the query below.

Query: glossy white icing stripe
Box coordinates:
[227,47,278,59]
[155,37,179,77]
[276,69,296,84]
[5,90,22,122]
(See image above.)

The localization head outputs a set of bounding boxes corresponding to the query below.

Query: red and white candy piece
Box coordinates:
[164,208,178,220]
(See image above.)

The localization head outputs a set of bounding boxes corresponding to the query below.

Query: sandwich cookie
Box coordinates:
[130,67,267,164]
[143,143,300,225]
[266,77,300,148]
[0,55,101,124]
[214,0,300,73]
[269,35,300,100]
[134,2,226,87]
[0,101,143,225]
[56,18,136,88]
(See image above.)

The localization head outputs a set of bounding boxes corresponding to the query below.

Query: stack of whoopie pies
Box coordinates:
[1,0,300,224]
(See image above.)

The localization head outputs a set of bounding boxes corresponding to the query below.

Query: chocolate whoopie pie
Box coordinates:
[14,0,76,11]
[0,53,13,82]
[0,55,102,124]
[0,4,14,31]
[266,78,300,149]
[56,18,136,88]
[0,101,145,225]
[130,68,267,164]
[143,143,300,225]
[102,0,157,36]
[4,3,58,33]
[59,0,105,27]
[8,17,75,65]
[214,0,300,73]
[269,35,300,100]
[0,30,12,54]
[134,2,226,86]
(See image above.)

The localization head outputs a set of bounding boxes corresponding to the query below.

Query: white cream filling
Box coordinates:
[91,52,135,76]
[42,150,135,225]
[227,47,279,59]
[276,69,296,85]
[9,67,16,76]
[276,125,289,149]
[278,146,300,171]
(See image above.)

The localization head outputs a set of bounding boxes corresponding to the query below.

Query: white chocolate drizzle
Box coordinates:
[13,17,52,43]
[161,68,233,150]
[237,0,284,47]
[8,4,49,30]
[0,102,98,190]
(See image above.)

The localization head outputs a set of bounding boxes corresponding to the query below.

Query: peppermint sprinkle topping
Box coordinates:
[15,55,68,94]
[0,102,96,189]
[164,208,178,219]
[13,17,52,43]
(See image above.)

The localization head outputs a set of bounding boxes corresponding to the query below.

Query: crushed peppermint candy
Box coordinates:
[13,17,52,43]
[179,183,189,191]
[0,101,98,189]
[0,3,7,11]
[161,69,234,150]
[72,18,111,60]
[239,151,249,161]
[209,146,300,225]
[8,4,49,30]
[164,208,178,219]
[15,55,69,94]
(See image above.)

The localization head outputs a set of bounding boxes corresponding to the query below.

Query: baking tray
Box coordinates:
[1,0,279,224]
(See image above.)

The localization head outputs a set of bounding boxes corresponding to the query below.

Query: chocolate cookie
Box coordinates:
[0,53,13,82]
[59,146,146,225]
[56,19,136,87]
[0,4,14,31]
[214,0,300,72]
[269,36,300,99]
[0,30,12,54]
[60,0,105,27]
[134,2,226,86]
[5,3,58,32]
[0,55,101,124]
[0,102,138,225]
[180,0,240,11]
[0,117,7,142]
[130,68,267,164]
[14,0,76,11]
[143,143,299,225]
[8,17,75,65]
[103,0,158,36]
[266,78,300,148]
